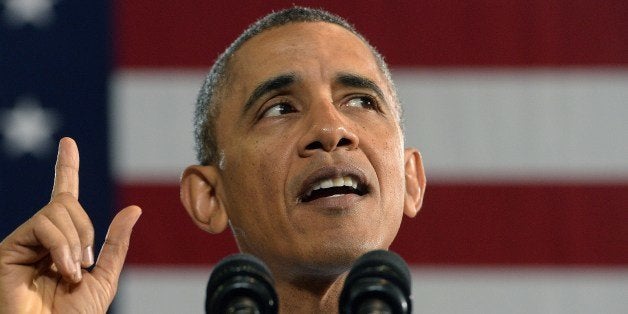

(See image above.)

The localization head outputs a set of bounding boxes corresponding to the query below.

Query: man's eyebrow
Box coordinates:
[243,73,297,114]
[335,73,386,101]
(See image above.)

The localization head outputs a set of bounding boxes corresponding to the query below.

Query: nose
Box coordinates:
[298,101,359,157]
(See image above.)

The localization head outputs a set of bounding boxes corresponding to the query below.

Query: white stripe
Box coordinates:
[110,70,204,182]
[111,69,628,182]
[396,68,628,182]
[116,266,628,314]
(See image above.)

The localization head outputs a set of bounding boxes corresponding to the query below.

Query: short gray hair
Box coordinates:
[194,6,397,165]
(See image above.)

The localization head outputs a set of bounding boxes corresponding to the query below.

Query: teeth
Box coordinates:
[321,179,333,189]
[305,176,359,198]
[348,177,358,189]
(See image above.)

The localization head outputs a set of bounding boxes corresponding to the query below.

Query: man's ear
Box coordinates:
[180,165,229,234]
[403,148,426,218]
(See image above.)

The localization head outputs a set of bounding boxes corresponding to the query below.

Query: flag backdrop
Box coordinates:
[2,1,628,313]
[0,0,111,264]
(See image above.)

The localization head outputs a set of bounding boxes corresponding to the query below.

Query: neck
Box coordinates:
[275,272,347,314]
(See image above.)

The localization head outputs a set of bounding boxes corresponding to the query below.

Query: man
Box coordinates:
[0,7,425,313]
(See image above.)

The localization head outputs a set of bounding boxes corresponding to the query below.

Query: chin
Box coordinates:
[297,239,389,276]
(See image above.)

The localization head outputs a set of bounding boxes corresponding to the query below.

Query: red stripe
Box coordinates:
[119,183,628,266]
[118,183,238,265]
[114,0,628,68]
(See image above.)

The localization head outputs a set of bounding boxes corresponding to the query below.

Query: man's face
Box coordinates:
[213,22,407,276]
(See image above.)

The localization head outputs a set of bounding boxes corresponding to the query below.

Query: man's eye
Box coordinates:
[345,96,377,109]
[262,102,297,118]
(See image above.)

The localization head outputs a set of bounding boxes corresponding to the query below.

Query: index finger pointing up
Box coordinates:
[51,137,80,199]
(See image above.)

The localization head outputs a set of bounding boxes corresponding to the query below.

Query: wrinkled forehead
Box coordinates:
[224,22,393,101]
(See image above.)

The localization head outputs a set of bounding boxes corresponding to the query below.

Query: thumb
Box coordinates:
[92,205,141,292]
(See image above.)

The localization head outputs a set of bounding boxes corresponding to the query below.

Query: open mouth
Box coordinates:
[300,175,368,203]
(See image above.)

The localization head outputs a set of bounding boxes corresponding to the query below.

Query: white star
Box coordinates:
[0,96,59,158]
[2,0,56,28]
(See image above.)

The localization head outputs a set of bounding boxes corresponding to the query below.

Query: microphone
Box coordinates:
[205,253,278,314]
[339,250,412,314]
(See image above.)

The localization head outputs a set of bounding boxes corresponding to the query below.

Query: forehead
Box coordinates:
[226,22,387,97]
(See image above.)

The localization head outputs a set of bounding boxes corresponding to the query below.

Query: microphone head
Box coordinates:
[339,250,412,314]
[206,253,278,314]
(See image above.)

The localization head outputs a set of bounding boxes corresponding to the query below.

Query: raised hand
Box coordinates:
[0,137,141,313]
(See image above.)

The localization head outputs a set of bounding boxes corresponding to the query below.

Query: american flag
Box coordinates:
[0,0,111,260]
[2,1,628,313]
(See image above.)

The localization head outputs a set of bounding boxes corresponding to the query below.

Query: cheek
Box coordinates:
[372,128,406,205]
[221,134,293,218]
[219,135,297,254]
[379,156,405,206]
[376,136,406,246]
[258,137,293,176]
